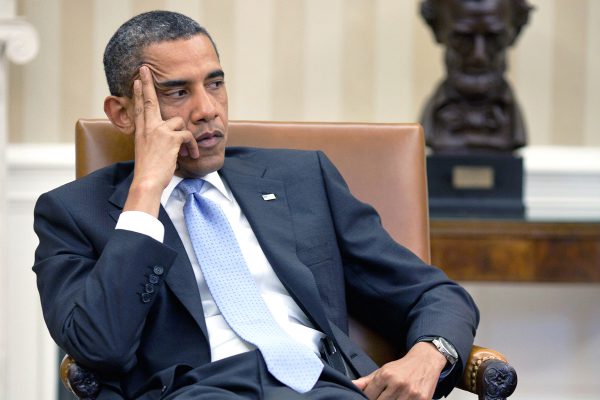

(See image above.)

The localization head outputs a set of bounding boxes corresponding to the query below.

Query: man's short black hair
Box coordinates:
[103,10,219,97]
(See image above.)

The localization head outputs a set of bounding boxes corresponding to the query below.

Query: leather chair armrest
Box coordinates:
[457,345,517,400]
[60,354,101,400]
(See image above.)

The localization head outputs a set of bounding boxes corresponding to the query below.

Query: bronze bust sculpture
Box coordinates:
[420,0,533,153]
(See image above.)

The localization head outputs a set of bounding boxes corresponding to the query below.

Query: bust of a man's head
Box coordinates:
[420,0,533,153]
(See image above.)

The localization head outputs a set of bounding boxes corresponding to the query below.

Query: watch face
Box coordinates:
[436,337,458,363]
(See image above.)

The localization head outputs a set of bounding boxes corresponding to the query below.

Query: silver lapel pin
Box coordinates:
[261,193,277,201]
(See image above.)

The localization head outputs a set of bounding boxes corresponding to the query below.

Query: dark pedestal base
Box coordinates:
[427,154,525,218]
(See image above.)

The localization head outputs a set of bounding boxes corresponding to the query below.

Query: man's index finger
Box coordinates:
[139,65,163,126]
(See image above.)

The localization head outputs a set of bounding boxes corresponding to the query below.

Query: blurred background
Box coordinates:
[7,0,600,146]
[1,1,599,399]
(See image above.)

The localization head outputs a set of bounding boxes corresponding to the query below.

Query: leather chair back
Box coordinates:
[76,119,431,364]
[76,119,430,261]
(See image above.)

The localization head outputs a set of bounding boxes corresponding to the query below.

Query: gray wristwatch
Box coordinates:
[422,337,458,365]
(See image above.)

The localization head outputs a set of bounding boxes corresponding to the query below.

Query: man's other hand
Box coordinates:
[352,342,447,400]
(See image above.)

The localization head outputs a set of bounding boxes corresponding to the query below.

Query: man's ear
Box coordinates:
[104,95,135,135]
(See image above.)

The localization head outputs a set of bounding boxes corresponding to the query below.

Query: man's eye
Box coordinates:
[207,80,224,90]
[166,89,187,98]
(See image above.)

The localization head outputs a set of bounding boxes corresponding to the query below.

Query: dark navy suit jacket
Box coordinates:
[33,147,479,398]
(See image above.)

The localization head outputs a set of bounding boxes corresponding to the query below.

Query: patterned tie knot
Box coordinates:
[178,178,205,197]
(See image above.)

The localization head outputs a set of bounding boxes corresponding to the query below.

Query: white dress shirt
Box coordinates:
[116,173,325,361]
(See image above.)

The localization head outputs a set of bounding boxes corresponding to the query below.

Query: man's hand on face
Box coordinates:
[123,65,199,217]
[352,342,447,400]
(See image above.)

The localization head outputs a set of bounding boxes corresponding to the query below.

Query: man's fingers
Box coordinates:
[163,116,186,131]
[133,79,144,133]
[352,375,370,390]
[134,66,198,162]
[158,118,199,159]
[139,65,162,126]
[180,130,200,159]
[361,377,385,400]
[353,372,385,400]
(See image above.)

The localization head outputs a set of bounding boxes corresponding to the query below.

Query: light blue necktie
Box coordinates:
[179,179,324,393]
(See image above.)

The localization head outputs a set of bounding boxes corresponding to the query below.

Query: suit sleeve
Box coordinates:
[315,151,479,397]
[33,191,178,375]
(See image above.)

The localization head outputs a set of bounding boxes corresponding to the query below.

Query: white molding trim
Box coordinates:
[0,18,39,64]
[519,146,600,220]
[7,144,75,201]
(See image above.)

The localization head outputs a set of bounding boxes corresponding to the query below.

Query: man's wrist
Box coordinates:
[414,341,447,371]
[124,179,164,216]
[416,336,459,385]
[417,336,458,366]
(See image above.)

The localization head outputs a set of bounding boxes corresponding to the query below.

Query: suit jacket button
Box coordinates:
[145,283,155,293]
[153,265,164,276]
[148,274,159,284]
[141,292,152,303]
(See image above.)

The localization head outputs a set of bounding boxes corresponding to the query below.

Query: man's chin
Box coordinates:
[176,155,225,178]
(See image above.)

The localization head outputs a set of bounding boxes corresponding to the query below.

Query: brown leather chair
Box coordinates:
[61,119,517,399]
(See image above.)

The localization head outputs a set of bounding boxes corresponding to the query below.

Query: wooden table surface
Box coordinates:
[430,219,600,282]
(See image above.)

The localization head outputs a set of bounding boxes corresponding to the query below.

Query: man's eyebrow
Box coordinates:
[154,79,188,89]
[154,70,225,89]
[206,69,225,80]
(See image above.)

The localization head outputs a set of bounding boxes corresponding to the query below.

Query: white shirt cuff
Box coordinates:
[115,211,165,243]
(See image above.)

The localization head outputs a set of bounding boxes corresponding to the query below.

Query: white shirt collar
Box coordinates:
[161,171,231,207]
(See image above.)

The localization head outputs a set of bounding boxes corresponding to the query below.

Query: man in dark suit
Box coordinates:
[33,11,479,400]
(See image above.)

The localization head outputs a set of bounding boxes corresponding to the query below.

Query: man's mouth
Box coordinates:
[195,130,224,148]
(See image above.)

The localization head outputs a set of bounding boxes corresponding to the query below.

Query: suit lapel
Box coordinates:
[220,157,335,340]
[107,170,209,340]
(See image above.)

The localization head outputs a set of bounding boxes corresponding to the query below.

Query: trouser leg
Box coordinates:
[162,352,262,399]
[163,350,367,399]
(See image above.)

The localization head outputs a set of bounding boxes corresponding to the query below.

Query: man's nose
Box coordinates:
[191,88,218,123]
